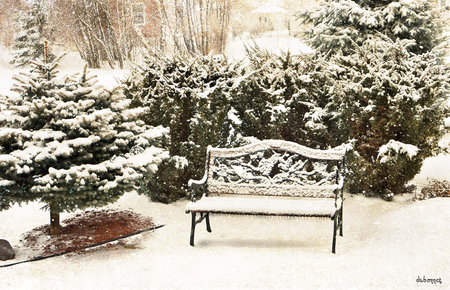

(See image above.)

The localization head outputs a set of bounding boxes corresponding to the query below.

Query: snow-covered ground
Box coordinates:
[1,35,450,289]
[1,191,449,289]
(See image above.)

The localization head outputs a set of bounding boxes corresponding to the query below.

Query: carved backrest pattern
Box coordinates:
[205,140,345,198]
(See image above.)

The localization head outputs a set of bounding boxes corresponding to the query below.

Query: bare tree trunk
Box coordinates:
[200,0,207,54]
[157,0,181,54]
[217,0,231,53]
[53,0,129,68]
[171,0,231,55]
[49,0,232,60]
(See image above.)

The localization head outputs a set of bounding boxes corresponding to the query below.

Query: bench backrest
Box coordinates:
[204,140,346,198]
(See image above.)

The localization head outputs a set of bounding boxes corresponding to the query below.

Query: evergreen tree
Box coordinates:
[298,0,444,57]
[229,46,283,141]
[0,50,169,235]
[296,0,450,199]
[325,40,449,199]
[124,55,239,203]
[230,45,334,149]
[124,36,449,203]
[11,0,55,67]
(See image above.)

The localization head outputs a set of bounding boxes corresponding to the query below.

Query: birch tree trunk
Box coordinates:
[157,0,231,56]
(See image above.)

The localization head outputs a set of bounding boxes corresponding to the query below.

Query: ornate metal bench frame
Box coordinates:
[186,140,346,253]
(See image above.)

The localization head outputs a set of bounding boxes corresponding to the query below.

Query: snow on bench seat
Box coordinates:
[186,196,342,217]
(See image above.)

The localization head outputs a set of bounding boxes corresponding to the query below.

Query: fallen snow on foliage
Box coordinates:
[378,139,419,163]
[0,48,130,99]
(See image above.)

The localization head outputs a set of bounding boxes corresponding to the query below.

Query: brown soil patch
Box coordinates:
[20,209,155,257]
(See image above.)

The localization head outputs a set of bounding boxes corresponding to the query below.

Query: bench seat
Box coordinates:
[187,196,341,217]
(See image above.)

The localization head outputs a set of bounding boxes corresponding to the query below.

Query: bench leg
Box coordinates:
[206,213,212,233]
[190,212,196,246]
[190,212,212,246]
[332,214,338,254]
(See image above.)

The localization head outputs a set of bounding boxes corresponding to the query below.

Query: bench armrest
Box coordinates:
[188,172,208,201]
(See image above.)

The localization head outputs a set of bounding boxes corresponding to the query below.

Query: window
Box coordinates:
[132,3,145,25]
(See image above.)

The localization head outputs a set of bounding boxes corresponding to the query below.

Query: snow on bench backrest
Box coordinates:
[206,140,345,198]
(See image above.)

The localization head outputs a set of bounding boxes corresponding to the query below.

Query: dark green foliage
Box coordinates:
[230,41,448,198]
[124,55,239,203]
[328,40,449,198]
[0,53,168,219]
[295,0,449,200]
[298,0,443,57]
[229,45,334,149]
[127,21,448,203]
[145,157,189,203]
[124,49,355,203]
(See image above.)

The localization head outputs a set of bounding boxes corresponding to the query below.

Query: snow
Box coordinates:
[227,107,242,125]
[208,140,346,162]
[378,139,420,163]
[1,191,450,289]
[251,4,288,14]
[225,31,314,61]
[186,196,341,216]
[1,33,450,290]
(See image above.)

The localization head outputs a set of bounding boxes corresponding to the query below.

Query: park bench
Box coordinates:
[185,140,346,253]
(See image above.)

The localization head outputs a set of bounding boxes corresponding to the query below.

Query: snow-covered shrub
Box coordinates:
[328,40,449,198]
[228,46,284,141]
[124,48,345,203]
[229,45,333,149]
[298,0,444,57]
[0,53,169,234]
[297,0,449,199]
[127,38,448,202]
[230,41,448,199]
[124,55,240,203]
[230,43,447,198]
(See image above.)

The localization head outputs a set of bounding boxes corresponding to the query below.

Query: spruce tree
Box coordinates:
[0,48,169,234]
[11,0,55,67]
[299,0,443,57]
[296,0,450,199]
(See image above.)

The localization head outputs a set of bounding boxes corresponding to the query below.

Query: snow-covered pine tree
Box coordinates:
[11,0,55,67]
[125,47,346,204]
[0,49,169,235]
[296,0,450,199]
[298,0,444,57]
